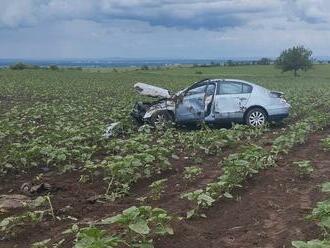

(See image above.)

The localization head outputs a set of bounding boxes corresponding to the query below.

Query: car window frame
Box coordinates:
[184,81,209,96]
[242,83,253,94]
[205,82,216,96]
[216,81,253,95]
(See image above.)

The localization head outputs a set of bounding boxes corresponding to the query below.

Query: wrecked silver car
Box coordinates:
[131,79,290,127]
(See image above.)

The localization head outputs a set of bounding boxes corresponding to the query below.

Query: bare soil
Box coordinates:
[156,128,330,248]
[0,127,329,248]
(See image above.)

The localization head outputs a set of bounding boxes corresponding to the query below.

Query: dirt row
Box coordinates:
[0,127,285,247]
[155,127,330,248]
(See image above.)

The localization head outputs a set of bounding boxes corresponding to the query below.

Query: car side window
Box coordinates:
[242,83,253,93]
[218,82,242,94]
[217,82,253,95]
[185,83,207,96]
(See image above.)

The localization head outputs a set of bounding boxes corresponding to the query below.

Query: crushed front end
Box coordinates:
[131,101,153,123]
[131,82,176,124]
[131,99,175,124]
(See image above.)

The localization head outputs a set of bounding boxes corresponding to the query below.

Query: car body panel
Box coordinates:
[175,92,206,122]
[134,82,172,99]
[131,79,290,125]
[214,93,251,121]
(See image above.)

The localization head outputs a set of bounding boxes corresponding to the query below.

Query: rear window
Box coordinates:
[217,82,253,95]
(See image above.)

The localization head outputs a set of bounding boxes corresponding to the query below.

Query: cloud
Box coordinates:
[285,0,330,24]
[1,0,330,59]
[0,0,282,30]
[0,0,37,28]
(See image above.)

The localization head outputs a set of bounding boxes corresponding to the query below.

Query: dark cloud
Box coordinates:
[97,0,277,30]
[0,0,279,30]
[1,0,330,59]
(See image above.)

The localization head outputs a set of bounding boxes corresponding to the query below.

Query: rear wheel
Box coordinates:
[150,111,174,126]
[245,108,267,127]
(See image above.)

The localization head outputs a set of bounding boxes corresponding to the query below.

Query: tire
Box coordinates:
[150,111,174,126]
[245,108,267,127]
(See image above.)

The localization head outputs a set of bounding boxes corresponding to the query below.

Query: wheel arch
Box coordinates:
[146,109,175,124]
[243,105,269,121]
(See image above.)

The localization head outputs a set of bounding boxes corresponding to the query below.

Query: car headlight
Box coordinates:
[280,98,287,104]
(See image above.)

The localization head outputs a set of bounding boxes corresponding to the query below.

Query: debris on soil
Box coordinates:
[86,195,107,204]
[103,122,123,138]
[0,194,31,210]
[20,182,52,195]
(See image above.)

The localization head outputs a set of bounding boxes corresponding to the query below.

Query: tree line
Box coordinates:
[5,45,318,76]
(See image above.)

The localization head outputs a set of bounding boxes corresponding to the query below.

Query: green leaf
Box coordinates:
[123,206,139,216]
[139,242,154,248]
[129,220,150,235]
[321,182,330,192]
[292,240,330,248]
[101,214,122,224]
[31,239,51,248]
[320,216,330,229]
[292,241,307,248]
[57,153,67,161]
[198,193,215,206]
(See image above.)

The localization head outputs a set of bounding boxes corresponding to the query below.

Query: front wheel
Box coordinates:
[245,108,267,127]
[150,111,174,126]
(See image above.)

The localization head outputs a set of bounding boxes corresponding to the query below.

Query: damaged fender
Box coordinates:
[132,82,176,123]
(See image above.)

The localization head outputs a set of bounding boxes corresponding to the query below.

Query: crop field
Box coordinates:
[1,64,330,248]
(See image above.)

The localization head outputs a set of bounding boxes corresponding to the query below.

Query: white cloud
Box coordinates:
[286,0,330,24]
[0,0,284,30]
[0,0,329,58]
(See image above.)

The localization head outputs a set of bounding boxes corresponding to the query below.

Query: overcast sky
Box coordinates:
[1,0,330,59]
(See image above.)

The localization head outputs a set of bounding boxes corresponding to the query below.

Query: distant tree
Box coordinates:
[225,60,234,66]
[49,65,59,70]
[257,57,272,65]
[275,46,313,76]
[9,62,26,70]
[141,65,149,70]
[10,62,40,70]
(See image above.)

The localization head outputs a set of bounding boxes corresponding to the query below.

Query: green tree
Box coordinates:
[275,46,313,76]
[9,62,40,70]
[49,65,59,70]
[257,57,271,65]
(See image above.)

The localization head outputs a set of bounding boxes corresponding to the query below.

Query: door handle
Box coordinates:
[237,97,247,101]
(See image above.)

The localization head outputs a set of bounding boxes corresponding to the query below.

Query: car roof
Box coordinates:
[207,78,255,86]
[201,78,268,92]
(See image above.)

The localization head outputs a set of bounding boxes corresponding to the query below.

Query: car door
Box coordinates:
[214,81,252,121]
[175,82,208,123]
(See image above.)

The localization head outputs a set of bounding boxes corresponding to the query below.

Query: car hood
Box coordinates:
[134,82,172,99]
